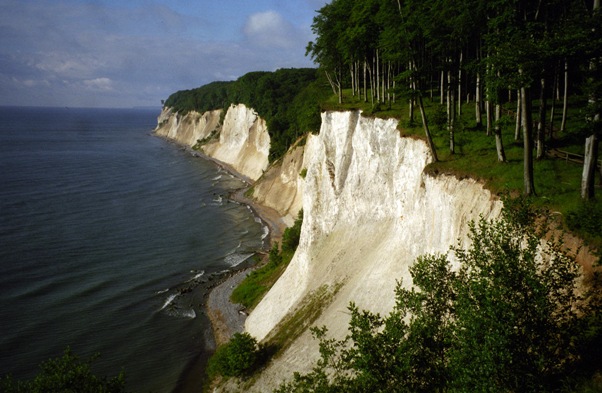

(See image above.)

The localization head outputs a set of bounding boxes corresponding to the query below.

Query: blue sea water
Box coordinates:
[0,107,265,392]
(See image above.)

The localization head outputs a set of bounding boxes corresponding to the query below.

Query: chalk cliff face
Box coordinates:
[155,104,269,182]
[241,111,502,390]
[248,141,305,227]
[155,106,222,147]
[156,106,503,390]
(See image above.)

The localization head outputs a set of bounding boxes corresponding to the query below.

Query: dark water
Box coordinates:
[0,107,265,392]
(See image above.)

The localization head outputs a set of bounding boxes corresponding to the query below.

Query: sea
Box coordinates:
[0,106,266,392]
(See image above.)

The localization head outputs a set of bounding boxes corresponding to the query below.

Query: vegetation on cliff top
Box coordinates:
[163,0,601,246]
[163,68,331,160]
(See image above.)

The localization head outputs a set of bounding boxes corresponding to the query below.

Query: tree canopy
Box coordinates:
[275,199,602,393]
[163,68,331,160]
[0,348,126,393]
[306,0,602,196]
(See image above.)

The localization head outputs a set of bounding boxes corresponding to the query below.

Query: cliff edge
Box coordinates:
[156,106,503,391]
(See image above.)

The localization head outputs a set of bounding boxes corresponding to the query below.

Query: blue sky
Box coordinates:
[0,0,328,108]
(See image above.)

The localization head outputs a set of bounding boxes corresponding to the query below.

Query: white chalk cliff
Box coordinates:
[155,104,269,181]
[156,105,503,391]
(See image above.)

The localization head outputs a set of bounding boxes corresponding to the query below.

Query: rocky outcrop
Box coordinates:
[248,140,305,227]
[240,111,502,391]
[155,104,269,182]
[156,106,504,391]
[155,106,222,147]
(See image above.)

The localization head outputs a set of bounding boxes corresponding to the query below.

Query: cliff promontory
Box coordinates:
[155,104,269,182]
[155,105,503,391]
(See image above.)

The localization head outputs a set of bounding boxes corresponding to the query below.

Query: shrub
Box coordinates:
[282,210,303,254]
[208,333,261,378]
[276,198,598,393]
[0,348,126,393]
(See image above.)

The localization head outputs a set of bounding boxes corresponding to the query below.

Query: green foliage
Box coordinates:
[163,68,331,161]
[281,210,303,254]
[164,81,233,115]
[0,348,126,393]
[231,210,304,310]
[230,243,283,310]
[567,202,602,242]
[207,333,262,378]
[276,199,599,393]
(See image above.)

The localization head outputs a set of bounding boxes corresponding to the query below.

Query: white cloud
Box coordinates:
[82,77,113,91]
[244,11,297,49]
[0,1,319,107]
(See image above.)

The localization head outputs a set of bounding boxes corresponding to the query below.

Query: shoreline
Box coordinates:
[157,135,288,390]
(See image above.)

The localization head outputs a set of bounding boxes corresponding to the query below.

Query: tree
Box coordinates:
[0,348,126,393]
[581,0,602,200]
[276,198,594,393]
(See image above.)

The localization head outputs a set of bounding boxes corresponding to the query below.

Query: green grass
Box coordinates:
[230,245,288,310]
[264,283,343,354]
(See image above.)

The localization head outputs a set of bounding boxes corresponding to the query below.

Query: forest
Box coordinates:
[163,68,331,160]
[306,0,601,200]
[163,0,602,244]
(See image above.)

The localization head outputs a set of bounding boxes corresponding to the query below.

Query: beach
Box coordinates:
[206,181,287,346]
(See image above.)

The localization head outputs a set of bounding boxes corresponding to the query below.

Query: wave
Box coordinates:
[261,225,269,240]
[164,307,196,319]
[211,175,222,181]
[187,270,205,282]
[160,293,178,311]
[156,288,169,294]
[224,252,254,267]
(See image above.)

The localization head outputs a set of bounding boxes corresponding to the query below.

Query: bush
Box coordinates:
[566,201,602,238]
[276,198,599,393]
[0,348,126,393]
[282,210,303,254]
[208,333,261,378]
[231,212,303,310]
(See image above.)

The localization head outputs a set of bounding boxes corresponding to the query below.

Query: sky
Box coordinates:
[0,0,329,108]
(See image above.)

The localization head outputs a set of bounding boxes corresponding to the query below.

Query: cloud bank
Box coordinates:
[0,0,326,108]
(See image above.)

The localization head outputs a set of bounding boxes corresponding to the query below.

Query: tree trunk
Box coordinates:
[408,61,415,122]
[495,102,506,162]
[521,84,536,196]
[536,76,547,160]
[440,70,445,105]
[458,51,463,117]
[515,89,522,140]
[376,50,380,103]
[549,65,558,141]
[350,64,355,97]
[486,100,493,136]
[324,71,338,96]
[369,58,375,106]
[582,0,600,199]
[418,94,439,162]
[561,58,568,133]
[447,68,455,153]
[581,134,599,200]
[337,68,343,104]
[475,72,482,128]
[363,61,368,103]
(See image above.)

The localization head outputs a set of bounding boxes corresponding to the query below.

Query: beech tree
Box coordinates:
[307,0,598,194]
[581,0,602,200]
